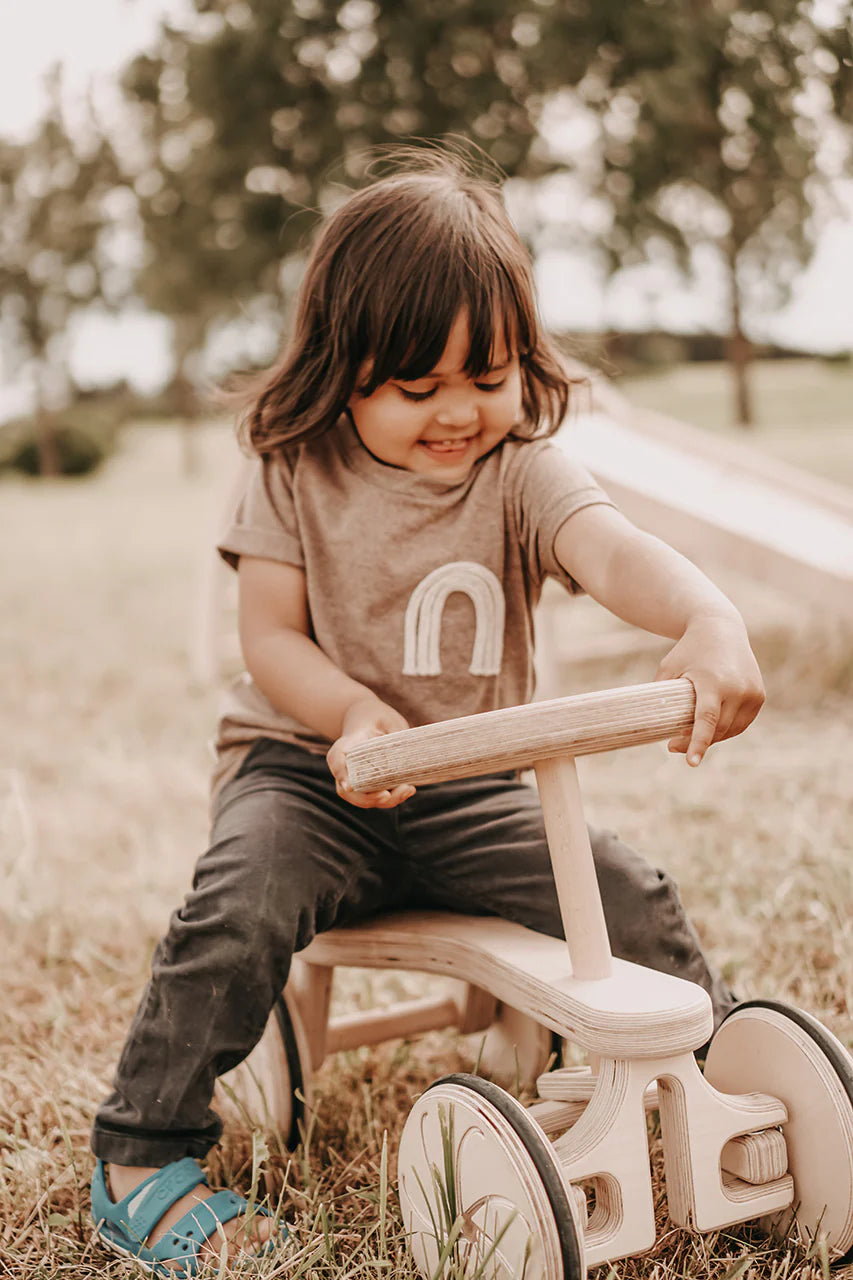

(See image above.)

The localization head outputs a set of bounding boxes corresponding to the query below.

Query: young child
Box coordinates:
[90,151,764,1272]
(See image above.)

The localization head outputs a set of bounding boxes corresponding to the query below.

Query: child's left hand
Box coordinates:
[654,611,765,767]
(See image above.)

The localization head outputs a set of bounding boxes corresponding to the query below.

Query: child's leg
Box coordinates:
[90,741,407,1262]
[400,771,735,1028]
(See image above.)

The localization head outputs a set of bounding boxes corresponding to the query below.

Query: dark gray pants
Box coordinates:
[92,739,733,1166]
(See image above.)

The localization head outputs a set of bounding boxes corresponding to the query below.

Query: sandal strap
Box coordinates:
[109,1157,208,1244]
[150,1191,271,1265]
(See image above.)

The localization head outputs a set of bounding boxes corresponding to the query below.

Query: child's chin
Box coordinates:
[419,456,472,478]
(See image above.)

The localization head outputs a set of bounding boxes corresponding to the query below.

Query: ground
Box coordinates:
[1,388,852,1278]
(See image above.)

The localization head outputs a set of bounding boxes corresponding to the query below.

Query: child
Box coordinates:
[90,150,764,1272]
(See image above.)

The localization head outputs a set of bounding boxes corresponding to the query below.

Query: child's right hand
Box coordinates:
[326,695,416,809]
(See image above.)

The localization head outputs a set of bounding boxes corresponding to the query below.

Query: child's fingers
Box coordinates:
[335,778,415,808]
[719,687,765,741]
[685,691,721,766]
[717,701,761,742]
[712,708,738,744]
[334,777,384,808]
[669,696,753,758]
[385,784,417,807]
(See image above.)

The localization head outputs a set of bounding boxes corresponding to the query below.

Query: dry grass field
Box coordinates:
[616,359,853,487]
[2,416,852,1279]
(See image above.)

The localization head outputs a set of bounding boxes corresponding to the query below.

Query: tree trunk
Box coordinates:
[726,249,754,429]
[173,316,201,477]
[176,366,200,478]
[34,405,61,476]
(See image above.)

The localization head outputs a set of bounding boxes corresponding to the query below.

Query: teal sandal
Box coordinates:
[91,1158,287,1275]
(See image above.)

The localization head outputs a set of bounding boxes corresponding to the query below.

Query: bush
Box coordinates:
[0,404,121,478]
[4,424,110,476]
[820,349,852,368]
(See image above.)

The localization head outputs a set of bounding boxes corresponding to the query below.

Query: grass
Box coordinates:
[1,419,852,1279]
[615,359,853,488]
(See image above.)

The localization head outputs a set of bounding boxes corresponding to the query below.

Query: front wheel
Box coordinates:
[704,999,853,1263]
[398,1072,584,1279]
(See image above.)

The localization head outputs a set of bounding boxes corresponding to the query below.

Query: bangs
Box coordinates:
[353,184,537,394]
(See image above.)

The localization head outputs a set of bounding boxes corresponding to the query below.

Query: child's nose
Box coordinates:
[435,391,478,429]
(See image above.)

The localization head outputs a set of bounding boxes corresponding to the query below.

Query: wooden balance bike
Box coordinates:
[218,678,853,1278]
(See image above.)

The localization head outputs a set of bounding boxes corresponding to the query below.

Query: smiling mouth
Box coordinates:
[419,436,476,456]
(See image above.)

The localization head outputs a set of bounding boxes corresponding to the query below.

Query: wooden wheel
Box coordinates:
[704,1000,853,1262]
[398,1072,584,1280]
[215,990,311,1147]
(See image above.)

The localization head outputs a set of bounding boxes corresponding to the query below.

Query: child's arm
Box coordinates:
[238,556,415,808]
[553,504,765,766]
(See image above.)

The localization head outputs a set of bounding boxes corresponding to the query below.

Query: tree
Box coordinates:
[117,0,589,383]
[0,78,124,473]
[559,0,853,425]
[119,0,853,430]
[0,76,124,473]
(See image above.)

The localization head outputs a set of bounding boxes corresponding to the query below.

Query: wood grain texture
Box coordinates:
[324,995,461,1054]
[345,679,695,791]
[721,1130,788,1184]
[301,911,713,1058]
[535,755,613,980]
[550,1053,792,1266]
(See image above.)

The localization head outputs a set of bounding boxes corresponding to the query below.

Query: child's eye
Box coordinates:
[397,386,436,402]
[396,375,506,402]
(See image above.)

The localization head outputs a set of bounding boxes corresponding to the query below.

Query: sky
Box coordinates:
[2,0,852,407]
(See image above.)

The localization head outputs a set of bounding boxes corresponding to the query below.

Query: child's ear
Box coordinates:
[350,359,374,401]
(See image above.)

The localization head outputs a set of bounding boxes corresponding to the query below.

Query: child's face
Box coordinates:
[347,311,522,481]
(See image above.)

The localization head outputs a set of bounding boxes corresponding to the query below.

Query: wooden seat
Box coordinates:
[302,910,713,1059]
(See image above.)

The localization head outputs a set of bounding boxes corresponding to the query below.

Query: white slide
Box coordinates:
[557,381,853,619]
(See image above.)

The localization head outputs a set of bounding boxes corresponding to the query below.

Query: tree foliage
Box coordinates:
[566,0,853,423]
[120,0,853,425]
[119,0,589,367]
[0,75,122,471]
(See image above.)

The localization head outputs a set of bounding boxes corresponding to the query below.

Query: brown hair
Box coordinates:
[235,149,577,455]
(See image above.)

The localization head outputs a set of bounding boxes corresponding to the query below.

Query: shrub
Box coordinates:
[0,405,121,478]
[820,349,852,367]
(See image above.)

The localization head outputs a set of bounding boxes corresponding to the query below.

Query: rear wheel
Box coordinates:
[704,999,853,1263]
[216,990,310,1148]
[467,1003,563,1089]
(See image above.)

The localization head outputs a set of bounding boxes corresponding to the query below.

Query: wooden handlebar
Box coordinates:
[345,678,696,791]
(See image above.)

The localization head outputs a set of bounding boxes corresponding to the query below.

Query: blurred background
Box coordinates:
[2,9,853,1274]
[1,0,852,477]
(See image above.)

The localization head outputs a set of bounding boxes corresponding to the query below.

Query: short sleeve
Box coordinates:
[506,439,616,593]
[217,453,304,571]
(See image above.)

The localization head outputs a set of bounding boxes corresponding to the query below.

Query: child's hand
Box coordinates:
[326,695,416,809]
[655,611,765,767]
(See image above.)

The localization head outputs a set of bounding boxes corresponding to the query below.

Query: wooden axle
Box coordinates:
[324,993,483,1055]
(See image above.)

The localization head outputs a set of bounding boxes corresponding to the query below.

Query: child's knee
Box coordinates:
[588,827,689,950]
[589,825,673,898]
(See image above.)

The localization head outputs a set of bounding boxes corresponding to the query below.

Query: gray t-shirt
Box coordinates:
[213,416,613,799]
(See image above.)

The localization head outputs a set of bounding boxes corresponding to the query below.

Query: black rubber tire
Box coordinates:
[273,992,307,1150]
[427,1072,585,1278]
